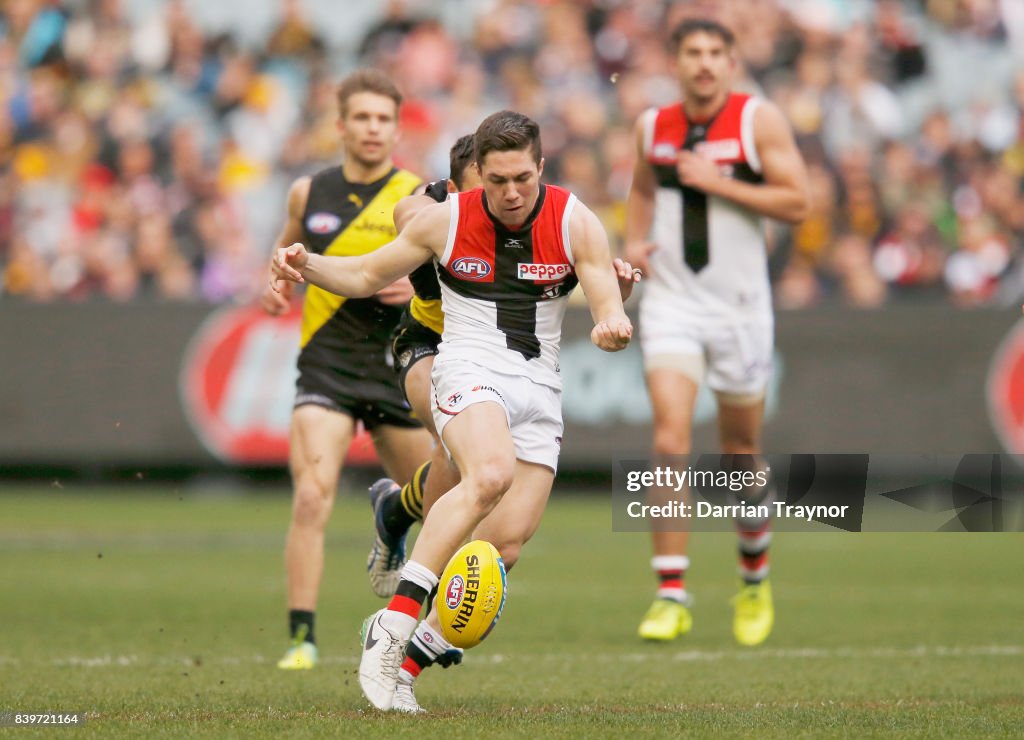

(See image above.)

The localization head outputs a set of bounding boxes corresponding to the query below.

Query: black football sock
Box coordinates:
[288,609,315,645]
[381,462,430,536]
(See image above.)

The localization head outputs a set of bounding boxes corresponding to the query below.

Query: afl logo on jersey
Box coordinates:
[451,257,492,280]
[306,212,342,234]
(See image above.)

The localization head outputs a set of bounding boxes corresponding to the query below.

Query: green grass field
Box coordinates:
[2,482,1022,738]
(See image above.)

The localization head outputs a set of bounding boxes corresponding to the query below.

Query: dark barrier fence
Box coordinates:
[1,301,1020,471]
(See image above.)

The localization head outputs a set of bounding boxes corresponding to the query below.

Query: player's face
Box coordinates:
[477,148,543,227]
[338,92,398,169]
[676,32,734,104]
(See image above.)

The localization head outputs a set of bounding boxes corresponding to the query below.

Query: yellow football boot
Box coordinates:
[637,598,693,641]
[732,580,774,646]
[277,624,318,669]
[277,640,318,669]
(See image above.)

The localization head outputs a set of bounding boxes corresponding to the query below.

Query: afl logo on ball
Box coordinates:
[306,212,342,234]
[451,257,492,280]
[987,318,1024,453]
[445,574,466,609]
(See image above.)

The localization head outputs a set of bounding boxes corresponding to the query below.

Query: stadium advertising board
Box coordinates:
[0,303,1015,468]
[179,304,380,465]
[987,317,1024,455]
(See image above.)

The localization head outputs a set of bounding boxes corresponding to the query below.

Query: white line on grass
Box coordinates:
[6,645,1021,668]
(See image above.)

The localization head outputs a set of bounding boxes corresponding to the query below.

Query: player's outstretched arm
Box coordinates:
[570,203,633,352]
[273,201,448,298]
[676,101,810,224]
[369,186,438,305]
[260,177,310,316]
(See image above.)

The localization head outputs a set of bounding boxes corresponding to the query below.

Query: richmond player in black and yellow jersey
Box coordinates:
[261,70,433,670]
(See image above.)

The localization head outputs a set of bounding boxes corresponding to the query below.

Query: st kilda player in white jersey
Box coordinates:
[272,110,634,711]
[432,183,578,472]
[640,91,770,321]
[625,18,809,648]
[437,182,578,393]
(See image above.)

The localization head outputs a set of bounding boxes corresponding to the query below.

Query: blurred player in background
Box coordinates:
[260,69,433,670]
[625,19,810,646]
[364,133,479,601]
[271,110,635,711]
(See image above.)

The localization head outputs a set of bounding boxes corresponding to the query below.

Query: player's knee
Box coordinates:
[291,477,333,528]
[653,427,691,457]
[463,464,514,514]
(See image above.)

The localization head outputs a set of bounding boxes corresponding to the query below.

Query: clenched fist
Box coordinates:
[591,317,633,352]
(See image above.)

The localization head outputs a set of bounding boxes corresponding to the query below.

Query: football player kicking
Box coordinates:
[272,111,634,712]
[364,132,642,710]
[363,135,478,603]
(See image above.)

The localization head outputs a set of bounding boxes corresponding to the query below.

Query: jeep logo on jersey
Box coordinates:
[306,212,342,234]
[451,257,492,280]
[518,263,571,282]
[179,305,380,464]
[445,574,466,609]
[987,318,1024,453]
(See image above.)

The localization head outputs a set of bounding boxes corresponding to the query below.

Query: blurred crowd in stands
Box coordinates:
[2,0,1023,308]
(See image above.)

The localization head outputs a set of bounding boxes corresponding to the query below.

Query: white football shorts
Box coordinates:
[431,357,563,472]
[639,298,774,397]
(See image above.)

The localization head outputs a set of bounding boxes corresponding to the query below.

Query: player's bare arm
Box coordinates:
[393,193,438,233]
[623,116,658,276]
[373,192,441,305]
[261,176,310,316]
[675,101,810,223]
[570,203,633,352]
[373,275,415,305]
[273,200,449,298]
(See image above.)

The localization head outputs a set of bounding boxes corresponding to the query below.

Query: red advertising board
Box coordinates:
[179,304,380,465]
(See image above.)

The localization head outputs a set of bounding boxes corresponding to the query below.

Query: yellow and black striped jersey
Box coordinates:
[297,165,421,400]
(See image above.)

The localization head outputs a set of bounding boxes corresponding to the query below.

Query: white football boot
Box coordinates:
[358,610,408,710]
[392,679,426,714]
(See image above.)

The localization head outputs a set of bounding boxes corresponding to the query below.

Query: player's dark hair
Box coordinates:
[448,134,475,190]
[671,18,735,50]
[336,69,402,118]
[474,111,542,166]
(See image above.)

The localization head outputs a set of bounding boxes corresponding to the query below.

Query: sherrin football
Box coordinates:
[437,540,507,649]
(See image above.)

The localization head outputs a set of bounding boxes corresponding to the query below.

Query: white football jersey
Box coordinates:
[436,184,578,390]
[641,93,771,320]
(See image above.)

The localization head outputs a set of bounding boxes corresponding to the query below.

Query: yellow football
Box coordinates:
[437,540,507,649]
